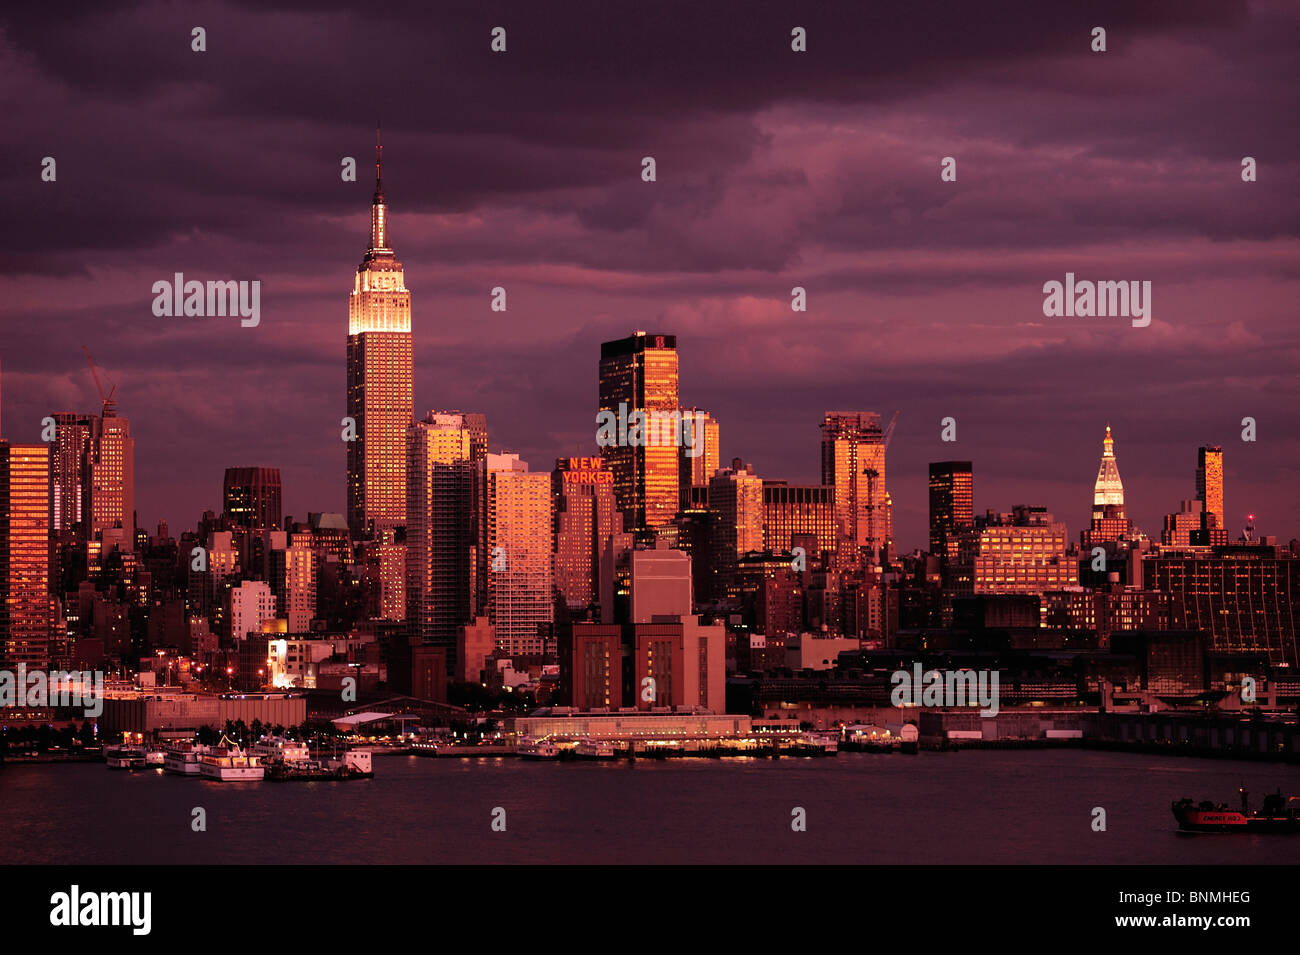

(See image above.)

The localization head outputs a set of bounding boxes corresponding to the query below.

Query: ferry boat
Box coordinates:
[105,746,148,770]
[252,736,311,764]
[163,741,211,776]
[145,749,166,767]
[574,738,617,760]
[199,740,264,782]
[1172,788,1300,833]
[518,736,560,760]
[268,748,374,781]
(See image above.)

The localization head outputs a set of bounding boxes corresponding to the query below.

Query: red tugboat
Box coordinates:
[1172,787,1300,833]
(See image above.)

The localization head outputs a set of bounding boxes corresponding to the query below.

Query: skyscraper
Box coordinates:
[928,461,973,560]
[223,467,283,530]
[89,407,134,542]
[1197,445,1225,543]
[483,453,553,657]
[347,135,413,540]
[1084,426,1131,545]
[821,411,887,566]
[0,443,53,669]
[678,408,720,488]
[552,456,625,615]
[49,412,94,543]
[406,413,475,655]
[708,461,764,601]
[598,331,679,539]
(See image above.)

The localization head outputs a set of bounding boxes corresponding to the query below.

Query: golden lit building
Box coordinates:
[1196,445,1226,544]
[0,443,53,669]
[598,332,679,538]
[762,481,836,558]
[405,414,475,652]
[969,506,1078,595]
[347,138,413,539]
[483,453,553,657]
[821,411,887,566]
[678,408,720,487]
[708,463,764,601]
[90,409,134,542]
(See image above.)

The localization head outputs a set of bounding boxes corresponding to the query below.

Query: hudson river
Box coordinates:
[3,750,1298,864]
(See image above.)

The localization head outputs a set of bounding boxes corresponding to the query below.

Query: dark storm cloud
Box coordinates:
[0,0,1296,547]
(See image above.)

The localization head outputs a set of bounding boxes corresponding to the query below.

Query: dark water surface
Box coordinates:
[2,750,1298,864]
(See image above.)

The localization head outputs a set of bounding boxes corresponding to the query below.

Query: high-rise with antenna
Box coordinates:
[347,128,413,539]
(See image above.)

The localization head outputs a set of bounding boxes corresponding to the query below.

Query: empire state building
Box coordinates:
[347,135,413,539]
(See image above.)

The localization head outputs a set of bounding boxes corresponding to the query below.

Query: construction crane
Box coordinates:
[82,346,117,415]
[882,410,899,449]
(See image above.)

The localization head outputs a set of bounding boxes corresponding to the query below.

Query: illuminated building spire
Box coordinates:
[1093,423,1124,509]
[370,125,387,251]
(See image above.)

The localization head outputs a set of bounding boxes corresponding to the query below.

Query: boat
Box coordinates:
[163,741,211,776]
[252,736,311,764]
[199,738,264,782]
[1172,788,1300,833]
[267,748,374,781]
[574,738,617,760]
[144,749,166,766]
[104,746,148,770]
[518,736,560,760]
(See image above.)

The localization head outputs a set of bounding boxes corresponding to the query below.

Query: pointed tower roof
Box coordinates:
[1093,424,1124,509]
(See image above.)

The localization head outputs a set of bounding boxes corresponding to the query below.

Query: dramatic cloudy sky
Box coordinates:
[2,0,1297,549]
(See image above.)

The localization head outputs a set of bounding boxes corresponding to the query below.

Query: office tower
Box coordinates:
[229,581,276,642]
[552,456,624,614]
[969,506,1077,595]
[0,444,53,669]
[678,408,720,488]
[707,461,764,601]
[1084,426,1131,545]
[598,331,679,537]
[223,467,283,530]
[928,462,973,559]
[406,414,475,654]
[629,542,693,623]
[761,482,836,559]
[347,136,413,539]
[49,412,94,542]
[1143,548,1300,667]
[821,411,887,566]
[1196,446,1226,544]
[89,408,134,542]
[483,453,553,657]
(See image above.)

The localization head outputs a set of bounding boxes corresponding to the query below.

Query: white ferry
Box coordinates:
[199,740,264,782]
[163,741,211,776]
[252,736,311,764]
[574,738,616,760]
[145,749,166,766]
[105,746,147,770]
[517,736,560,760]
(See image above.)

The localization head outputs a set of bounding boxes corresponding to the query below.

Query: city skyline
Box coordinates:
[1,1,1296,551]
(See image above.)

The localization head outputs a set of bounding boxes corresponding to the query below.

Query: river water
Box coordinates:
[2,750,1297,864]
